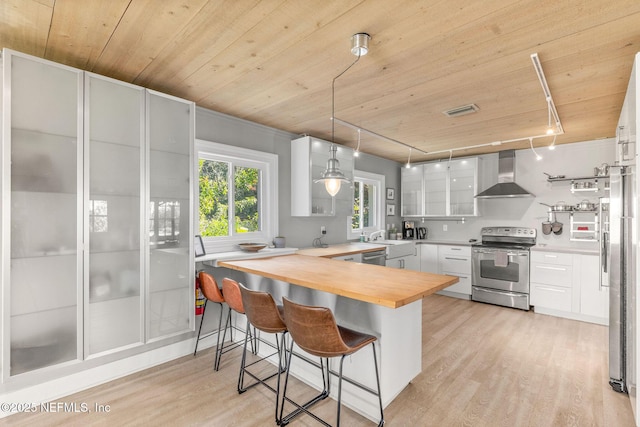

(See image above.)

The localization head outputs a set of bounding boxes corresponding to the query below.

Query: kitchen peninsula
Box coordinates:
[218,254,457,420]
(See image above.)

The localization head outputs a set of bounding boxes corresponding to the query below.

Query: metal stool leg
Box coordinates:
[214,305,231,371]
[193,299,208,355]
[371,342,384,427]
[279,341,331,426]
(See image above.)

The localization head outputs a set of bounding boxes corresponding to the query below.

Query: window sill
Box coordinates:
[195,247,299,267]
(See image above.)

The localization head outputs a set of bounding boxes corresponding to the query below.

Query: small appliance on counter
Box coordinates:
[417,227,428,240]
[402,221,415,239]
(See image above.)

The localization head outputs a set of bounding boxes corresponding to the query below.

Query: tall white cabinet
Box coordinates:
[4,51,84,375]
[147,90,194,340]
[1,49,194,380]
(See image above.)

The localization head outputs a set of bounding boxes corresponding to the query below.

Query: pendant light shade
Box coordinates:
[315,144,350,197]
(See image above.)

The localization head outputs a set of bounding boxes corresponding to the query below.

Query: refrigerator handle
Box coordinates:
[599,197,609,290]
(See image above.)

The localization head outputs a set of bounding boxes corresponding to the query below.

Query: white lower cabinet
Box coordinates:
[418,243,471,298]
[438,245,471,296]
[530,250,608,325]
[419,244,438,273]
[578,254,609,319]
[386,251,420,270]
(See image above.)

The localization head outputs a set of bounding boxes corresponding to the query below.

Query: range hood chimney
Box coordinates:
[475,150,534,198]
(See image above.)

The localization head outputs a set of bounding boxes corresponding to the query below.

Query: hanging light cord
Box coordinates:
[529,137,542,160]
[331,52,362,144]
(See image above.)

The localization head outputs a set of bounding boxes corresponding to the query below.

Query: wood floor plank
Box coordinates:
[2,294,636,426]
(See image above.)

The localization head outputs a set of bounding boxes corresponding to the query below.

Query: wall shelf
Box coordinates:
[569,211,599,242]
[546,175,609,182]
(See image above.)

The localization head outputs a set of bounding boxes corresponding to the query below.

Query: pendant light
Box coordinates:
[315,33,370,197]
[318,144,349,196]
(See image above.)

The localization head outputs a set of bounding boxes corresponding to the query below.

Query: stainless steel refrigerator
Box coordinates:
[603,164,637,409]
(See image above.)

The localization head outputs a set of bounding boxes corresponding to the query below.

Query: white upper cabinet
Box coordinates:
[448,158,478,216]
[401,164,425,216]
[3,50,84,376]
[402,158,478,217]
[291,136,354,216]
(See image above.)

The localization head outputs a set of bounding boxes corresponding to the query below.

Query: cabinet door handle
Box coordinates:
[450,247,462,251]
[444,257,467,261]
[536,285,565,293]
[544,254,558,258]
[343,257,353,261]
[535,265,567,271]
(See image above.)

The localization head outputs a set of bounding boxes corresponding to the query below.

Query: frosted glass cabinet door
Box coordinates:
[3,50,83,376]
[146,90,194,340]
[448,158,477,216]
[85,73,144,355]
[401,165,424,216]
[423,163,447,216]
[310,139,335,216]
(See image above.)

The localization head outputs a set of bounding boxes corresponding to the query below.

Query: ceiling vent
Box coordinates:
[442,103,480,117]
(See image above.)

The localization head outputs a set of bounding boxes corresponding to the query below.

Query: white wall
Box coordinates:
[417,138,616,247]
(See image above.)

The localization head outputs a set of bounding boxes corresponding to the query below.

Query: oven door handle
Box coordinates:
[473,249,528,257]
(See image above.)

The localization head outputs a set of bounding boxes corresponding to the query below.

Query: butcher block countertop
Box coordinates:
[218,254,458,309]
[296,242,386,258]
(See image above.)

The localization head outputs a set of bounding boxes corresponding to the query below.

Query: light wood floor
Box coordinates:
[3,295,637,426]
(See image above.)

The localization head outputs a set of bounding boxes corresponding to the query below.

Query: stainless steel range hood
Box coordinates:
[475,150,534,198]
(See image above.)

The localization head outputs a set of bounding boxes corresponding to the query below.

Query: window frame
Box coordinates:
[348,170,385,240]
[196,139,278,253]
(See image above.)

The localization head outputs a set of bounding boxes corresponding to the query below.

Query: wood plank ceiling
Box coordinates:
[1,0,640,162]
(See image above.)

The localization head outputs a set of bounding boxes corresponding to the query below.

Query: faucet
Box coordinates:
[368,230,386,241]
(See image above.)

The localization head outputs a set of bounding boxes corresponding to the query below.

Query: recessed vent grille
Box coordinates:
[442,103,479,117]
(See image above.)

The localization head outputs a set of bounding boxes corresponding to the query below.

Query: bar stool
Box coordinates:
[238,283,288,424]
[193,271,227,370]
[279,297,384,427]
[194,272,249,371]
[220,278,256,368]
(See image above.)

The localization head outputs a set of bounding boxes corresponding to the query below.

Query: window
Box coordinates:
[348,170,385,240]
[196,139,278,253]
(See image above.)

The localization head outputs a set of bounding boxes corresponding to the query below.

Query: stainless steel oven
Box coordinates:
[471,227,536,311]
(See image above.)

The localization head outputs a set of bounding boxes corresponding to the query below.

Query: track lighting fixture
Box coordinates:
[329,52,562,164]
[546,99,555,135]
[529,137,542,161]
[405,148,412,168]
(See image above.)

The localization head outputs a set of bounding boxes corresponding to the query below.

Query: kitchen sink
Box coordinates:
[366,239,415,259]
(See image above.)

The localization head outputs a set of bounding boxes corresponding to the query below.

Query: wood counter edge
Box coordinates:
[296,244,387,258]
[217,255,459,309]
